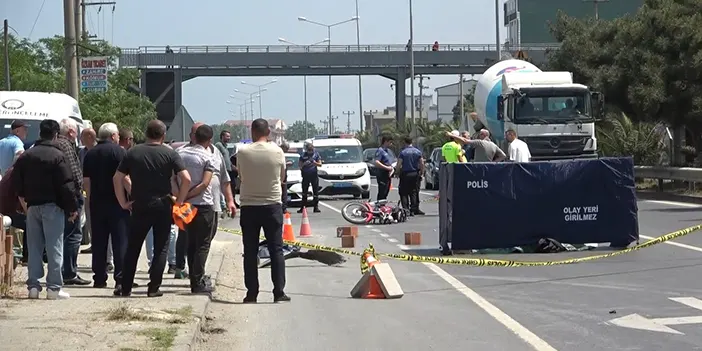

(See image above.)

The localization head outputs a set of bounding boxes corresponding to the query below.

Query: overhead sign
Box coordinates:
[80,56,109,93]
[608,297,702,334]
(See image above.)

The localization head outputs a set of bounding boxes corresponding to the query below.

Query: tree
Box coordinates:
[597,112,666,166]
[451,86,476,125]
[547,1,702,129]
[285,121,318,141]
[1,35,156,136]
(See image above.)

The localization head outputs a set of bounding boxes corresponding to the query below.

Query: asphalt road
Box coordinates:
[200,179,702,351]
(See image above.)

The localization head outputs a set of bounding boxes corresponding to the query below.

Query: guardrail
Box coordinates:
[120,43,561,55]
[634,166,702,182]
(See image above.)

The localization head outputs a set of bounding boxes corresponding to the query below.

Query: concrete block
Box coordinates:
[350,271,371,298]
[404,232,421,245]
[337,226,358,238]
[371,263,403,299]
[341,235,355,248]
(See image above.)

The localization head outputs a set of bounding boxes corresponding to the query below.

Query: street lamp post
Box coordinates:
[354,0,364,131]
[241,79,277,118]
[298,15,359,134]
[409,0,416,136]
[495,0,502,60]
[226,98,254,139]
[278,37,329,139]
[234,88,264,121]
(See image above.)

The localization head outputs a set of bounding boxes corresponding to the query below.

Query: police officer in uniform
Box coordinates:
[298,141,321,213]
[396,136,425,215]
[374,135,394,201]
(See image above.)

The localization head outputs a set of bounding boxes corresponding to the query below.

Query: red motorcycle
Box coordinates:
[341,199,409,225]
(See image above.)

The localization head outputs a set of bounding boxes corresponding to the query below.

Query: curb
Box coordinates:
[637,190,702,205]
[171,223,234,351]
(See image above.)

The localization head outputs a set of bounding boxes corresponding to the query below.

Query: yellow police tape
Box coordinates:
[216,223,702,267]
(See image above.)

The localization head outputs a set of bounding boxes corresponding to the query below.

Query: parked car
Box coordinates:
[423,147,444,190]
[363,148,397,178]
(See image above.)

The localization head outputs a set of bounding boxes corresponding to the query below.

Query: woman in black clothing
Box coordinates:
[229,154,240,208]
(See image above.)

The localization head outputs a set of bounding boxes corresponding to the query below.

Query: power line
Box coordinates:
[28,0,48,38]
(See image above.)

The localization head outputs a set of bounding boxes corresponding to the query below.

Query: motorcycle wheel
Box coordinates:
[341,201,373,225]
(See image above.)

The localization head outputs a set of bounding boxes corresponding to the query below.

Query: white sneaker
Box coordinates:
[46,289,70,300]
[28,288,40,299]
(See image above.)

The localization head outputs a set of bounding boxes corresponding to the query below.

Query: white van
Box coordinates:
[313,135,371,199]
[0,91,85,145]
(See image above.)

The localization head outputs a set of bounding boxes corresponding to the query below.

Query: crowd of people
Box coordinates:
[0,117,290,303]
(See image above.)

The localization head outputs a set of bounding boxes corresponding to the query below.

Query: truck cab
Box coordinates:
[494,72,604,160]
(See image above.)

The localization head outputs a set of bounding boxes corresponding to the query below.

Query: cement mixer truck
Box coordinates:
[472,59,604,160]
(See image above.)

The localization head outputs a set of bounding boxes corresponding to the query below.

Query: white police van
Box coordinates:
[0,91,87,147]
[312,135,371,199]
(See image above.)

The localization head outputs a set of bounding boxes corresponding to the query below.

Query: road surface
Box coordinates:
[196,179,702,351]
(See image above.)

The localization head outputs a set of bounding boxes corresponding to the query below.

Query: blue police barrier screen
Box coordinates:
[439,158,639,251]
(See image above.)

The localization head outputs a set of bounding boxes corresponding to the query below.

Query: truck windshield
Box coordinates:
[513,89,593,124]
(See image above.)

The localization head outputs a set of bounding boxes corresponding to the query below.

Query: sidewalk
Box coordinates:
[0,221,235,351]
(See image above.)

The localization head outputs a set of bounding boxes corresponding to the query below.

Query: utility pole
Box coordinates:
[320,119,329,134]
[74,0,82,42]
[329,115,339,134]
[582,0,609,20]
[82,2,117,41]
[343,111,355,134]
[63,0,80,100]
[3,19,10,91]
[459,74,464,128]
[417,75,430,120]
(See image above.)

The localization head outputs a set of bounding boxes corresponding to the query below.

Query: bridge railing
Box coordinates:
[120,43,560,55]
[635,166,702,182]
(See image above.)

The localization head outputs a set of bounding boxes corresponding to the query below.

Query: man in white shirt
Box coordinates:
[505,129,532,162]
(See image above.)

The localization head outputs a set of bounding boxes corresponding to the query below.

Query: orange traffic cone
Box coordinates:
[299,207,312,238]
[364,275,386,299]
[283,212,295,242]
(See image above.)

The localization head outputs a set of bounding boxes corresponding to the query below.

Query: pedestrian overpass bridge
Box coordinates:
[119,43,558,127]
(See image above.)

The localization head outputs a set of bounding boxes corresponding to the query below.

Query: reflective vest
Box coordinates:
[172,203,198,231]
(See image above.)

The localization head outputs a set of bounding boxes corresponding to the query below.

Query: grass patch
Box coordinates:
[106,303,193,324]
[162,305,193,323]
[138,327,177,350]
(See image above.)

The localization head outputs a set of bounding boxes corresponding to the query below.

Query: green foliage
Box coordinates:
[1,35,155,135]
[285,121,319,141]
[546,0,702,129]
[596,112,665,165]
[366,119,453,157]
[451,85,476,125]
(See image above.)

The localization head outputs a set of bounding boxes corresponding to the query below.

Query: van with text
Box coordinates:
[0,91,86,148]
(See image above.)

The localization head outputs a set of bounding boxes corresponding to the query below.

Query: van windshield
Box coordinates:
[316,145,363,164]
[0,119,40,143]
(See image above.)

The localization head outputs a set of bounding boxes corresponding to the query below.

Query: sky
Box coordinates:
[4,0,507,131]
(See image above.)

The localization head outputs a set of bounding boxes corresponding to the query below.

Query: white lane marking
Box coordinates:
[424,263,558,351]
[365,225,373,228]
[379,233,390,238]
[642,200,701,208]
[388,238,398,243]
[369,183,435,196]
[371,228,382,233]
[639,200,702,253]
[318,201,342,213]
[640,235,702,253]
[321,199,554,351]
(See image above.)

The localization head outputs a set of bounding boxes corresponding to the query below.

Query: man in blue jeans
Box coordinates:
[146,225,178,274]
[56,118,91,285]
[13,119,79,300]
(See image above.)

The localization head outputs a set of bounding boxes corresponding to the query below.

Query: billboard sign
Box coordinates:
[80,56,109,93]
